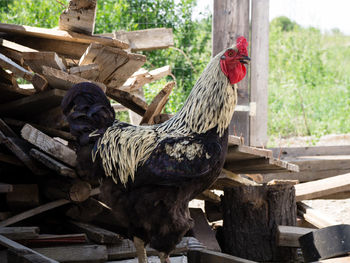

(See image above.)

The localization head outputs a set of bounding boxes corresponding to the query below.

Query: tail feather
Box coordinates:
[61,82,115,145]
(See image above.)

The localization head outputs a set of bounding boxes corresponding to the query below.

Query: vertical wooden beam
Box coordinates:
[212,0,250,144]
[250,0,269,147]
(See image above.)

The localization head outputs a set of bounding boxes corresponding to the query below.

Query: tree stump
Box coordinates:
[221,185,297,262]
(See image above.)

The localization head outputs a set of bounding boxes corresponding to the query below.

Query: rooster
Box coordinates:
[61,36,250,263]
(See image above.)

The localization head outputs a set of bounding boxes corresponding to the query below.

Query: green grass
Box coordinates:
[268,23,350,145]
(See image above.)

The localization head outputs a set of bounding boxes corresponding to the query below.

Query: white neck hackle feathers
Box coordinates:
[94,49,238,185]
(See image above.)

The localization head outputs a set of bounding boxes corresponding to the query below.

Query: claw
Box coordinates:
[134,236,148,263]
[159,252,171,263]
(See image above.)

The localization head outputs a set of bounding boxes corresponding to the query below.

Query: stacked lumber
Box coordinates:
[0,1,300,262]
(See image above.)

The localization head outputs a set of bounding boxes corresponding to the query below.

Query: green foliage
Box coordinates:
[270,16,299,32]
[269,18,350,142]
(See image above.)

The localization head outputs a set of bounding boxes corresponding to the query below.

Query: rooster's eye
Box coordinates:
[227,51,235,57]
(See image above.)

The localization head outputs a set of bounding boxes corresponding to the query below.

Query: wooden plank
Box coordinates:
[21,124,77,167]
[0,23,129,49]
[0,234,59,263]
[30,148,77,178]
[0,199,69,227]
[312,256,350,263]
[59,0,97,35]
[295,173,350,201]
[189,208,221,251]
[42,66,106,92]
[69,220,123,244]
[228,135,244,146]
[68,63,99,80]
[196,190,221,203]
[114,28,174,51]
[277,225,314,247]
[5,35,90,59]
[0,53,47,91]
[0,226,39,240]
[107,237,204,260]
[6,184,40,210]
[0,38,38,64]
[270,145,350,159]
[224,156,299,174]
[211,169,259,190]
[20,233,88,247]
[226,144,273,161]
[22,51,66,74]
[0,152,24,166]
[140,81,174,124]
[121,65,171,92]
[0,118,18,138]
[213,0,250,143]
[187,249,257,263]
[0,183,13,193]
[249,0,269,147]
[34,244,108,263]
[0,88,65,118]
[107,88,148,116]
[0,131,46,175]
[105,53,146,89]
[79,43,129,83]
[297,202,338,229]
[110,255,187,263]
[3,117,75,141]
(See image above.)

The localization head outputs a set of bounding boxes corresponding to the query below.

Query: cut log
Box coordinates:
[0,23,129,49]
[107,88,148,116]
[0,88,65,119]
[42,65,106,92]
[30,148,77,178]
[69,220,123,244]
[187,249,257,263]
[295,173,350,201]
[6,184,40,211]
[189,208,221,251]
[0,234,59,263]
[277,225,315,247]
[297,202,338,228]
[59,0,97,35]
[221,185,297,262]
[34,244,108,263]
[114,28,174,52]
[0,183,13,193]
[44,179,92,203]
[140,81,174,125]
[0,53,47,91]
[22,51,66,74]
[0,226,40,240]
[68,63,99,80]
[21,124,77,167]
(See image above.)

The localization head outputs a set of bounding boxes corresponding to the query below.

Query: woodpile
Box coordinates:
[0,1,319,262]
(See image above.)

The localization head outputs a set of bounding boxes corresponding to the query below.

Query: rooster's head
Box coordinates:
[220,36,250,85]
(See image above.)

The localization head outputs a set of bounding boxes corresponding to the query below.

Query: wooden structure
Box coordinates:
[213,0,269,147]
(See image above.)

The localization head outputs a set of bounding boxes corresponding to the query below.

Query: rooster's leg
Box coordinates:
[134,236,148,263]
[159,252,170,263]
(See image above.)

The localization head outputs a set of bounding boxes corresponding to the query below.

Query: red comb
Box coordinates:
[236,36,248,56]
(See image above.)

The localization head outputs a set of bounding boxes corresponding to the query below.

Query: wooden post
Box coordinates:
[221,185,297,262]
[213,0,250,144]
[250,0,269,147]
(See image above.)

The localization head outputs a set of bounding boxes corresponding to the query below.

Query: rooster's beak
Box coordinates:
[239,56,250,64]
